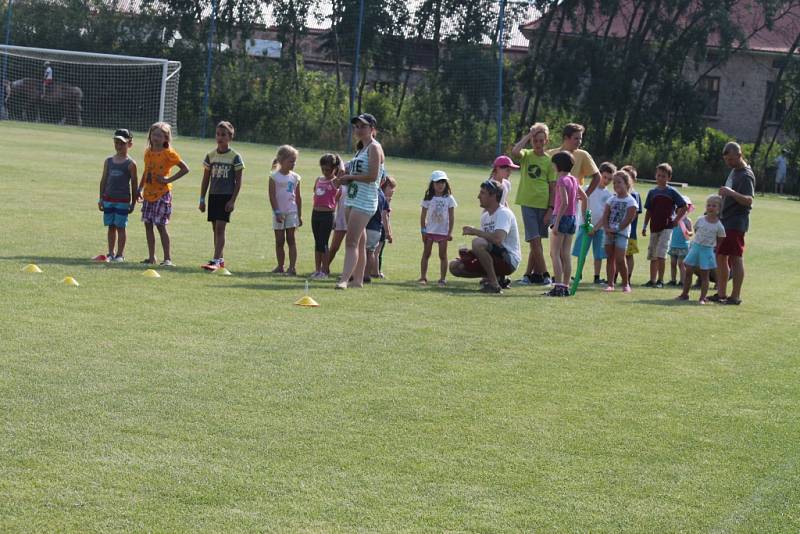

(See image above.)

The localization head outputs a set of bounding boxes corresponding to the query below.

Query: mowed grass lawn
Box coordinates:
[1,121,799,531]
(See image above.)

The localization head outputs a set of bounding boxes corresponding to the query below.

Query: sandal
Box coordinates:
[437,279,447,287]
[417,278,428,286]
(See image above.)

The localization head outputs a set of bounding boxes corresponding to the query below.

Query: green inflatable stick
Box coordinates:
[569,210,594,295]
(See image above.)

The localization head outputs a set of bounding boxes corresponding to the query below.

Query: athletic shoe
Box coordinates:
[604,285,615,292]
[112,255,125,263]
[160,259,175,267]
[642,280,655,287]
[541,273,553,286]
[707,293,726,303]
[622,285,632,293]
[141,258,156,265]
[202,259,221,271]
[667,280,678,286]
[655,280,664,289]
[499,277,512,289]
[93,254,110,262]
[271,266,285,274]
[724,297,742,305]
[516,275,533,285]
[593,276,607,285]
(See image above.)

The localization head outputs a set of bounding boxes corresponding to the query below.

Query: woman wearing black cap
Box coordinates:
[334,113,386,289]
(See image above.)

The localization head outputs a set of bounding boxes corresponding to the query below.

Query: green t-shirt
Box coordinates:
[515,149,556,208]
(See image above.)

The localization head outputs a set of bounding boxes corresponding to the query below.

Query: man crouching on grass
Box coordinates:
[449,179,522,294]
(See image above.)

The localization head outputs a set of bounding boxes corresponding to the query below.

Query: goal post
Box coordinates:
[0,45,181,133]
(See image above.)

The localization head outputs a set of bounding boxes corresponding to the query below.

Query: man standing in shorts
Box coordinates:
[710,142,754,305]
[449,180,521,294]
[512,122,555,286]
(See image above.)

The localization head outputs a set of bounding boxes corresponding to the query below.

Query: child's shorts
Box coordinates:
[552,214,577,235]
[626,238,639,256]
[668,246,688,259]
[647,229,670,260]
[366,229,382,252]
[141,192,172,226]
[684,243,716,270]
[273,212,300,230]
[208,194,233,223]
[103,201,130,228]
[604,231,629,250]
[572,227,606,259]
[334,206,347,232]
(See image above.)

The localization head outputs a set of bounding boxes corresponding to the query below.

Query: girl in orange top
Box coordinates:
[137,122,189,266]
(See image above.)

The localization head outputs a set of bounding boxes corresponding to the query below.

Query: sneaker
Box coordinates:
[93,254,110,262]
[541,273,553,286]
[593,276,606,285]
[499,277,512,289]
[437,279,447,287]
[604,285,615,292]
[675,294,689,301]
[112,255,125,263]
[707,293,726,303]
[545,285,565,297]
[724,297,742,305]
[141,258,156,265]
[363,276,372,284]
[516,274,533,285]
[530,273,546,284]
[655,280,664,289]
[667,280,678,286]
[622,285,632,293]
[160,259,175,267]
[643,280,655,287]
[202,259,221,271]
[271,266,285,274]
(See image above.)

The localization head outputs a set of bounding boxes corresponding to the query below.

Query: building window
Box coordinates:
[699,76,720,116]
[765,81,786,123]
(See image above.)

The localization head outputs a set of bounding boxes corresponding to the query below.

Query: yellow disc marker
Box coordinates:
[142,269,161,278]
[217,268,232,276]
[62,276,79,286]
[294,295,319,307]
[22,264,43,273]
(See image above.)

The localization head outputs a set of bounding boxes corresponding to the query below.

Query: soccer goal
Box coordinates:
[0,45,181,133]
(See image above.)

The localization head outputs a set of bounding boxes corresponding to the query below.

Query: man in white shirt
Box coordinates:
[449,180,522,294]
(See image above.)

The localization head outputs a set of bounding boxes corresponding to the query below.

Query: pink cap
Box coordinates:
[493,155,519,169]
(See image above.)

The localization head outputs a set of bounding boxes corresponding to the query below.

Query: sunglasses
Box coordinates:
[481,180,500,192]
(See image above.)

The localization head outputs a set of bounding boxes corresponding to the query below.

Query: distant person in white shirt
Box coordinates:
[42,61,54,99]
[774,150,788,195]
[449,180,521,294]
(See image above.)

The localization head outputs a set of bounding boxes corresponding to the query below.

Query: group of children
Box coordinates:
[97,120,396,279]
[97,120,725,303]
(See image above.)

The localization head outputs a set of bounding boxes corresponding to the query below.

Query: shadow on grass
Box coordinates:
[0,255,210,274]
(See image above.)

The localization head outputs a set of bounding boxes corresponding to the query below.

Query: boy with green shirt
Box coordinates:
[511,122,556,285]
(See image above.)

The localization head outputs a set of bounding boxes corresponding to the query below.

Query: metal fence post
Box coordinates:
[496,0,506,156]
[347,0,365,152]
[200,0,217,138]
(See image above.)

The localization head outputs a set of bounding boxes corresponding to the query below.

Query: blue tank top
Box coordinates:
[104,157,133,201]
[345,141,385,213]
[670,224,688,249]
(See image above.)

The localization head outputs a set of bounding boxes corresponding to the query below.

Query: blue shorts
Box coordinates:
[684,243,717,270]
[521,206,549,241]
[103,201,130,228]
[552,215,577,235]
[572,227,606,259]
[604,231,629,250]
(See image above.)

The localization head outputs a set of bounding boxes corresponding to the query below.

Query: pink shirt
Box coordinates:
[553,174,579,217]
[313,177,337,210]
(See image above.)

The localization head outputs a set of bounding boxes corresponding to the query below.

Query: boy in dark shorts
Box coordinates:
[97,129,138,262]
[199,121,244,270]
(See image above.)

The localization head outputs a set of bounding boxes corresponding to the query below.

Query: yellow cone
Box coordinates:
[62,276,79,286]
[22,264,43,273]
[294,295,319,307]
[142,269,161,278]
[217,268,232,276]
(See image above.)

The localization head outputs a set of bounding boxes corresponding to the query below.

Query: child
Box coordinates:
[667,196,694,286]
[599,170,639,293]
[327,180,348,272]
[573,161,613,284]
[547,151,588,297]
[199,121,244,271]
[138,122,189,266]
[268,145,302,275]
[676,195,726,304]
[419,170,457,286]
[490,155,517,207]
[621,165,642,282]
[97,129,138,262]
[374,176,397,278]
[641,163,687,287]
[310,153,341,279]
[365,178,393,281]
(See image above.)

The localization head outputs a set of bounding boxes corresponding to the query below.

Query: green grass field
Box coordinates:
[1,121,799,531]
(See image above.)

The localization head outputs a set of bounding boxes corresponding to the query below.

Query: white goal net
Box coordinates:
[1,45,181,133]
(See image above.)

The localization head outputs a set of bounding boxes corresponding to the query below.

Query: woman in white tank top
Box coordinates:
[335,113,385,289]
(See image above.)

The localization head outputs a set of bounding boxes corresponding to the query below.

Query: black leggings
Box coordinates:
[311,210,335,252]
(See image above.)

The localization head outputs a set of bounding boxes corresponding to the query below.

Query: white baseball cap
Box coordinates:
[430,170,449,182]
